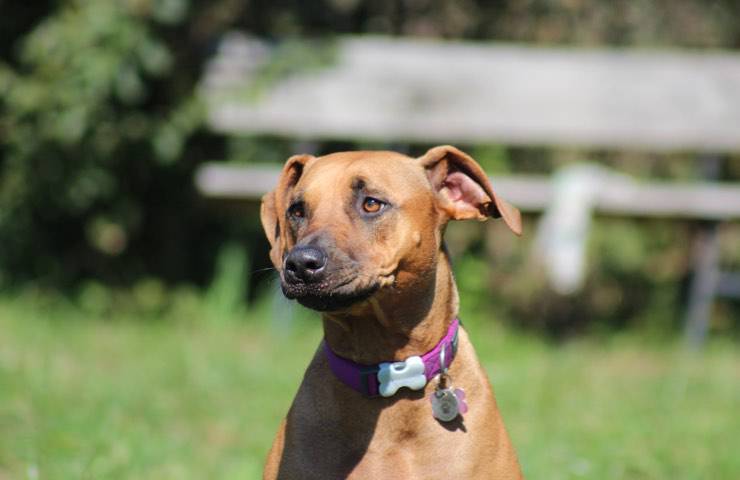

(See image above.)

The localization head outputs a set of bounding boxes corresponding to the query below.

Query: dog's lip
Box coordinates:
[281,274,371,298]
[280,272,385,311]
[376,267,397,288]
[284,282,379,312]
[280,263,392,290]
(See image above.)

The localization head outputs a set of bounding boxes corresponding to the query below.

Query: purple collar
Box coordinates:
[323,318,460,397]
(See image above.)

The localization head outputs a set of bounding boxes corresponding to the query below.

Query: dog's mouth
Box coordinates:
[281,274,382,312]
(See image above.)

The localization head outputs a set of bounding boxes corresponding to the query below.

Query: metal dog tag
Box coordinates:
[431,387,460,422]
[430,340,467,422]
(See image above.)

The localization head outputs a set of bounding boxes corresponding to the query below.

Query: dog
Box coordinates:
[260,145,524,479]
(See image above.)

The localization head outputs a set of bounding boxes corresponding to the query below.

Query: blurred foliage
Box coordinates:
[0,0,244,288]
[1,0,739,335]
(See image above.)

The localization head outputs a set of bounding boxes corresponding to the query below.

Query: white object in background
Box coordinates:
[536,165,630,295]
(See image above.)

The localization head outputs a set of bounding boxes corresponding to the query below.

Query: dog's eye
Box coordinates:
[288,202,305,219]
[362,197,384,214]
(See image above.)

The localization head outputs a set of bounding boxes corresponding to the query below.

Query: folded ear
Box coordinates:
[419,145,522,235]
[260,190,279,248]
[260,154,315,266]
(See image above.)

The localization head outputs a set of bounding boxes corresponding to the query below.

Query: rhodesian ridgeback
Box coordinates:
[260,145,524,479]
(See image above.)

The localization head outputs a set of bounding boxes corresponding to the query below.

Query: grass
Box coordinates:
[0,294,738,479]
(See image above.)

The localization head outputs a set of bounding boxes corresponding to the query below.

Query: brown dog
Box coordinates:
[260,145,524,479]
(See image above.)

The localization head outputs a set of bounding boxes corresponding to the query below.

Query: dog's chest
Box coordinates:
[287,397,475,479]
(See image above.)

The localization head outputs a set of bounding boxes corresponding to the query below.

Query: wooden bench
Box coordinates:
[198,33,740,345]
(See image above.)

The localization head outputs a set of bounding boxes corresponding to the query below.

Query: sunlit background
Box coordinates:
[1,1,739,478]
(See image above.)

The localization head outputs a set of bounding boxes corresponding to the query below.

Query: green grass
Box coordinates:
[1,296,738,479]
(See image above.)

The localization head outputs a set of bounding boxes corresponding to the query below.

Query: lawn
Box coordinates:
[1,295,738,479]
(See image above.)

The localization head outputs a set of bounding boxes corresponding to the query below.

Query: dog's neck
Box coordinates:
[322,250,458,365]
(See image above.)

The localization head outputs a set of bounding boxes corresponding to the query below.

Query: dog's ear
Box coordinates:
[419,145,522,235]
[261,154,315,266]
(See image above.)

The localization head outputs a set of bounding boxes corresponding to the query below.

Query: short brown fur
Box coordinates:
[261,146,524,479]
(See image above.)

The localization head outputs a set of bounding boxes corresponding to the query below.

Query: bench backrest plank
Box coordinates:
[195,164,740,220]
[203,35,740,152]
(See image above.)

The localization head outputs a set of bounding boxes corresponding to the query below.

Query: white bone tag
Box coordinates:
[377,356,427,397]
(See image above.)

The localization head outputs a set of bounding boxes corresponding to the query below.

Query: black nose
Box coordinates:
[284,246,328,284]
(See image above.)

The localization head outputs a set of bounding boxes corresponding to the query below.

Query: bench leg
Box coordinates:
[684,223,720,348]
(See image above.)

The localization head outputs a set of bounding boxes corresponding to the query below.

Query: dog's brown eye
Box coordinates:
[288,202,305,218]
[362,197,383,214]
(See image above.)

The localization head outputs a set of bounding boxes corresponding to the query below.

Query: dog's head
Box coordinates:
[260,145,521,312]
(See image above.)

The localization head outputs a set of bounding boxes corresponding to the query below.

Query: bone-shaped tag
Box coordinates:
[377,355,427,397]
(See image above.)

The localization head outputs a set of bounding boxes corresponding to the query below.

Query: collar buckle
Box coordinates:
[359,365,379,397]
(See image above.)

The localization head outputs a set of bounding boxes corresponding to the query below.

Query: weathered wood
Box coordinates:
[203,34,740,153]
[195,164,740,220]
[684,154,724,347]
[196,164,279,201]
[684,225,721,348]
[716,272,740,299]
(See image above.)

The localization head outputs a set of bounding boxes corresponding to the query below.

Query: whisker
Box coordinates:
[251,266,277,274]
